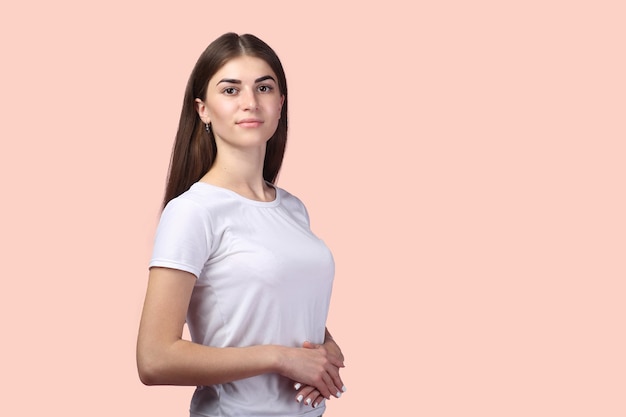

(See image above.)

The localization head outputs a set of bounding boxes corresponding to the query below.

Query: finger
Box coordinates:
[312,393,325,409]
[302,340,320,349]
[311,344,341,368]
[325,344,345,367]
[304,389,321,407]
[321,371,341,399]
[331,372,347,397]
[328,354,344,368]
[315,373,333,399]
[325,365,346,397]
[295,385,317,404]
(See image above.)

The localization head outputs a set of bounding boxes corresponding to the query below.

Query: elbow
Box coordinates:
[137,357,158,386]
[137,348,167,386]
[137,335,185,385]
[137,365,157,386]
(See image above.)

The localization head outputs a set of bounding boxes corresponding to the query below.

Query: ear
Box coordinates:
[195,98,210,124]
[278,95,285,118]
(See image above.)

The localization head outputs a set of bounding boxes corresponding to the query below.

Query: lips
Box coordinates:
[236,118,263,127]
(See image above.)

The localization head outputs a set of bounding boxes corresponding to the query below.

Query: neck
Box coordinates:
[201,143,274,202]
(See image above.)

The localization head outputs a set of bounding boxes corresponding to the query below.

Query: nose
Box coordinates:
[241,87,258,110]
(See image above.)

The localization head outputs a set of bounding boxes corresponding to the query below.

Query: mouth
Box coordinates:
[236,118,263,128]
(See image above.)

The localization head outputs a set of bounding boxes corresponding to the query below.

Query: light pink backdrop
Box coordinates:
[1,1,624,416]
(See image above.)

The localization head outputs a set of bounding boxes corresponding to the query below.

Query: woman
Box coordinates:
[136,32,346,417]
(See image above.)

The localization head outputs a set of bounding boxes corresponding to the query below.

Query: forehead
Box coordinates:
[209,55,276,84]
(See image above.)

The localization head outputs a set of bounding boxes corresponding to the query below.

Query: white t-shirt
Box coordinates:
[150,182,334,417]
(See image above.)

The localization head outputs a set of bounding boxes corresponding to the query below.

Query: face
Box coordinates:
[196,55,284,150]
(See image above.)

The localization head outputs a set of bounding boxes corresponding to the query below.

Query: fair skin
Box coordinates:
[137,55,345,407]
[295,335,346,407]
[196,55,283,201]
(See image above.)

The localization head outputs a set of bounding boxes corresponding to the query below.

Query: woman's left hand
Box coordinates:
[321,337,345,368]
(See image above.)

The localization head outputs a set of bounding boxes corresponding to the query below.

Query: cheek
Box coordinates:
[271,99,284,119]
[207,102,235,122]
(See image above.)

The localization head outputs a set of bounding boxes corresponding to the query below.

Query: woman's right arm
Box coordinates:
[136,267,343,399]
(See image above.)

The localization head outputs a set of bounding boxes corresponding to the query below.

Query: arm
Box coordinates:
[136,267,343,398]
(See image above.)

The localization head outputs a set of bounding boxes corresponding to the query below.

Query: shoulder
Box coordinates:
[164,182,233,214]
[275,185,311,223]
[160,183,225,230]
[275,185,305,207]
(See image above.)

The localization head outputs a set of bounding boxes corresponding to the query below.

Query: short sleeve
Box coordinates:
[149,197,212,278]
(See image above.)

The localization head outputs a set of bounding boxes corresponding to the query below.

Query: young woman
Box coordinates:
[136,33,346,417]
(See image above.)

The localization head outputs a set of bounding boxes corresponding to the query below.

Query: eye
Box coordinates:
[257,85,274,93]
[222,87,238,95]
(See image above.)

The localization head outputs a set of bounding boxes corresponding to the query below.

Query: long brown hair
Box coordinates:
[162,33,288,208]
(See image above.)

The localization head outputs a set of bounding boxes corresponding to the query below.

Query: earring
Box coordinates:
[205,122,211,133]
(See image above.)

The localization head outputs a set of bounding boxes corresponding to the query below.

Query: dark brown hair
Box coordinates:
[162,33,288,208]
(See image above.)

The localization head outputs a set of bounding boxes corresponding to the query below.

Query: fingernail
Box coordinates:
[294,382,302,390]
[305,398,312,405]
[296,394,303,403]
[342,385,347,392]
[313,401,318,408]
[336,391,342,398]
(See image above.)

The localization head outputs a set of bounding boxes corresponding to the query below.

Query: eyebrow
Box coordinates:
[217,75,277,85]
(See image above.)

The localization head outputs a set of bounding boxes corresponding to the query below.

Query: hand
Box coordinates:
[320,336,345,368]
[278,341,344,400]
[292,340,347,407]
[294,381,325,409]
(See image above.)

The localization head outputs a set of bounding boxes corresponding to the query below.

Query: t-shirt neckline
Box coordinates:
[193,181,281,207]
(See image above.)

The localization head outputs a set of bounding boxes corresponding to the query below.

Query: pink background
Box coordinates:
[1,1,624,416]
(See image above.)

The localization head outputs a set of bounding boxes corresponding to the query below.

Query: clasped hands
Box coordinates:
[291,339,346,409]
